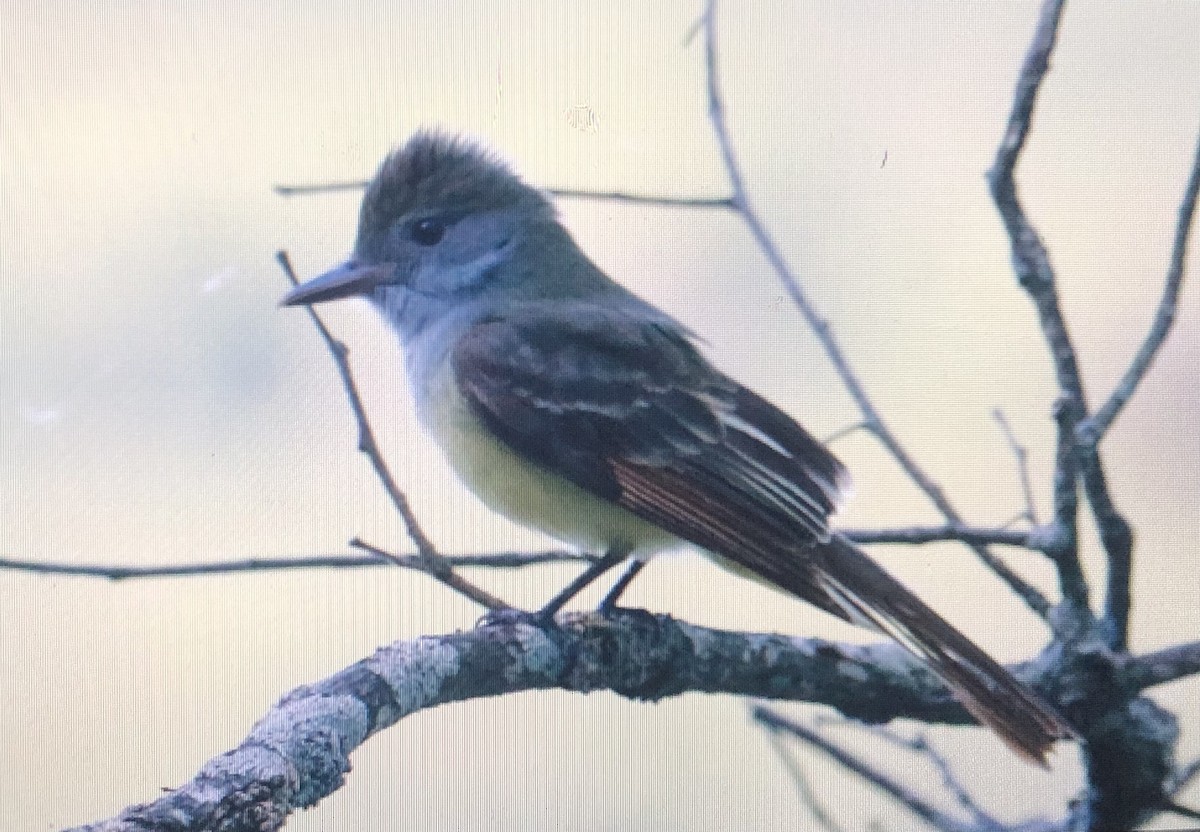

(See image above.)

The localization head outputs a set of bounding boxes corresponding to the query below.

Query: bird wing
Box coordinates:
[452,305,1076,764]
[451,304,855,619]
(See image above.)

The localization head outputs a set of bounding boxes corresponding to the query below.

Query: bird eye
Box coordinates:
[410,218,447,246]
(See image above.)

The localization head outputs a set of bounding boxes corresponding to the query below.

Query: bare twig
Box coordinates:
[822,421,870,446]
[547,188,734,209]
[985,0,1151,648]
[275,180,367,196]
[812,716,1002,829]
[277,251,435,557]
[843,525,1033,548]
[0,551,591,580]
[1080,128,1200,446]
[699,0,1050,619]
[350,539,509,610]
[277,250,507,610]
[993,409,1040,525]
[762,725,850,832]
[275,179,734,211]
[752,706,973,832]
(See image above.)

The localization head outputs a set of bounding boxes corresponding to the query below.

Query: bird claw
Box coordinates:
[476,606,558,630]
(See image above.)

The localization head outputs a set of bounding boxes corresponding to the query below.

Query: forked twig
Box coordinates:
[810,714,1002,828]
[276,250,506,610]
[993,409,1040,526]
[762,726,849,832]
[753,706,972,832]
[351,539,509,610]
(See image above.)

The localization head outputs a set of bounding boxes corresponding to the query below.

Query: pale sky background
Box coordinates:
[2,2,1198,830]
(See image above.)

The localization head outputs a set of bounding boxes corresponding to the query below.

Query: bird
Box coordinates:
[282,131,1076,765]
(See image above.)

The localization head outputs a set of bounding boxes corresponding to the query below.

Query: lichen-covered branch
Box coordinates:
[64,611,1045,831]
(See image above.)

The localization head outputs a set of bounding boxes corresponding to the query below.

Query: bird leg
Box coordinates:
[597,559,647,614]
[533,546,629,624]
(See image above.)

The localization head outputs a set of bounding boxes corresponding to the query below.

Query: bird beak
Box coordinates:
[280,260,395,306]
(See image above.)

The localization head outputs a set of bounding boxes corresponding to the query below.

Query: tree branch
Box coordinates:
[699,0,1050,619]
[843,525,1035,548]
[277,251,507,611]
[0,550,591,580]
[809,713,1008,830]
[1168,755,1200,800]
[1081,128,1199,646]
[274,180,367,196]
[547,188,734,209]
[68,610,1055,830]
[1122,640,1200,692]
[274,179,734,211]
[1079,128,1200,446]
[985,0,1093,617]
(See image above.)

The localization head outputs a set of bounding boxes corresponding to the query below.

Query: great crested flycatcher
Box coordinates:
[282,131,1075,764]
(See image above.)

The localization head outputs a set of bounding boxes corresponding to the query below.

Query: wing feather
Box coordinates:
[452,307,849,550]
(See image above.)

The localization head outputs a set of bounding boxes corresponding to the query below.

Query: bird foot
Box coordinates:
[476,605,559,630]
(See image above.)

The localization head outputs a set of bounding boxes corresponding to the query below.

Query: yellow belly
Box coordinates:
[418,362,679,557]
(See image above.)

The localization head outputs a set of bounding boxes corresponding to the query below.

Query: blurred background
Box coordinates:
[2,2,1197,829]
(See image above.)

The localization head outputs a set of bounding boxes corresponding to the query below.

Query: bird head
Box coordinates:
[281,132,597,324]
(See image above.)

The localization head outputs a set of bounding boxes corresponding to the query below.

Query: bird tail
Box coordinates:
[804,535,1076,766]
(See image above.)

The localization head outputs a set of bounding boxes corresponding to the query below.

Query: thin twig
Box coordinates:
[0,551,592,581]
[812,716,1001,829]
[1080,128,1200,446]
[277,251,437,557]
[700,0,1049,619]
[351,539,509,610]
[1082,129,1199,648]
[275,180,367,196]
[277,251,508,610]
[275,179,734,211]
[992,409,1040,525]
[752,706,972,832]
[843,525,1033,548]
[822,421,870,446]
[1168,756,1200,798]
[762,724,850,832]
[547,188,734,209]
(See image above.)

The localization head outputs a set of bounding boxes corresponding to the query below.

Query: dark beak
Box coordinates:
[280,260,395,306]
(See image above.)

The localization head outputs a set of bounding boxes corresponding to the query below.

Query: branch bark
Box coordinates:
[63,611,1055,831]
